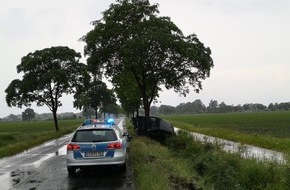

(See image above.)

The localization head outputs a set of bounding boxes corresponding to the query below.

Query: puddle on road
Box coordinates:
[174,128,286,164]
[0,145,67,190]
[10,169,35,186]
[0,167,37,190]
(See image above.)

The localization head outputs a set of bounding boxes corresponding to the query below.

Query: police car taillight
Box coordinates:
[107,142,122,149]
[67,144,81,151]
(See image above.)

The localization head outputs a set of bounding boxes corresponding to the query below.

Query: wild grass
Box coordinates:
[126,119,202,190]
[161,112,290,154]
[168,131,290,190]
[0,119,82,158]
[128,117,290,189]
[129,136,202,190]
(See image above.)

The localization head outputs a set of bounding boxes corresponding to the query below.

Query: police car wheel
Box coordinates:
[67,166,76,176]
[119,163,126,173]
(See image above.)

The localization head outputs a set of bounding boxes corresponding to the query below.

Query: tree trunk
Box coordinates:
[143,98,150,117]
[52,110,59,131]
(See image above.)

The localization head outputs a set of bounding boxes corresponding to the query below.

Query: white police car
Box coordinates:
[66,119,127,175]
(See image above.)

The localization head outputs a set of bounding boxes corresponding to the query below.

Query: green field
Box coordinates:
[0,119,82,158]
[161,111,290,154]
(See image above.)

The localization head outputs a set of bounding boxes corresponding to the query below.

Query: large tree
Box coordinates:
[5,46,87,131]
[82,0,214,117]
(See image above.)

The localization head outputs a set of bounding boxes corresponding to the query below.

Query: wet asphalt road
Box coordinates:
[0,121,135,190]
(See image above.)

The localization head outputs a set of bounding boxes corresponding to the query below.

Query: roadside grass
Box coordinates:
[0,119,82,158]
[129,136,202,190]
[161,112,290,154]
[126,119,202,190]
[127,116,290,189]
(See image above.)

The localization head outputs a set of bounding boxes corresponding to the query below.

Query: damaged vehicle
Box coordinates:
[131,116,175,141]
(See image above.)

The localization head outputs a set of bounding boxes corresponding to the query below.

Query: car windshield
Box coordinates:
[72,129,117,142]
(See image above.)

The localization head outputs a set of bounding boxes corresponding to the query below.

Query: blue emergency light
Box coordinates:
[107,118,115,124]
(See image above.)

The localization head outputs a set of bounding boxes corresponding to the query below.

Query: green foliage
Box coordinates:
[82,0,213,117]
[130,136,201,190]
[238,161,283,190]
[112,71,141,116]
[22,108,35,121]
[166,131,290,190]
[74,80,118,118]
[5,46,87,131]
[158,105,176,115]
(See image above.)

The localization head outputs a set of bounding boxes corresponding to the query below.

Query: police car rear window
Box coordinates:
[72,129,117,142]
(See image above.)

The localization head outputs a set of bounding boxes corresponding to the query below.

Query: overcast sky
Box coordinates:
[1,0,290,118]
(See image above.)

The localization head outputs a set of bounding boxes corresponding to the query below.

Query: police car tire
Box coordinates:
[67,166,76,175]
[120,163,126,173]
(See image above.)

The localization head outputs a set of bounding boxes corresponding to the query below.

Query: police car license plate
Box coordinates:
[85,151,104,157]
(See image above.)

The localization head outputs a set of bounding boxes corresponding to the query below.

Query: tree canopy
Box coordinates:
[74,80,117,119]
[22,108,35,121]
[112,71,142,117]
[82,0,214,117]
[5,46,87,131]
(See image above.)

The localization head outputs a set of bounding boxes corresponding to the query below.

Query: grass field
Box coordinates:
[161,111,290,154]
[0,119,82,158]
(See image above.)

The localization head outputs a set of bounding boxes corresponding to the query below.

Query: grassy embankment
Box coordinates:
[0,119,82,158]
[128,112,290,189]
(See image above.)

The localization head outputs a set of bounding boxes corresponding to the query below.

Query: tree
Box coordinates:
[74,80,117,119]
[268,103,275,111]
[218,102,231,113]
[103,103,122,116]
[277,102,290,111]
[22,108,35,121]
[7,114,20,122]
[207,100,218,113]
[99,88,118,118]
[150,106,158,116]
[82,107,96,118]
[158,105,176,115]
[5,46,86,131]
[82,0,213,117]
[112,71,141,117]
[242,103,251,112]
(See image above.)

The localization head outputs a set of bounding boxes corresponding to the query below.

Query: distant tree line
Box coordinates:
[0,109,80,122]
[154,99,290,115]
[0,106,125,122]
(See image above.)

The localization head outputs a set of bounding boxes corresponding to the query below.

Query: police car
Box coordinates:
[66,119,127,175]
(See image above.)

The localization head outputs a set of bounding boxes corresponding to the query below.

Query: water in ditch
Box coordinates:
[174,128,286,164]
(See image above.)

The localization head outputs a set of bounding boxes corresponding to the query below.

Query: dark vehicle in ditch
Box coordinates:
[131,116,175,141]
